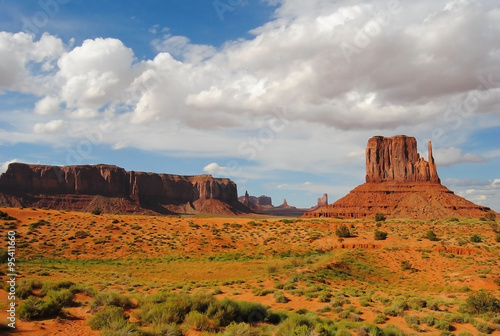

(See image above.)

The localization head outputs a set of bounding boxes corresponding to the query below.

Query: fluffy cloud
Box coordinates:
[33,119,67,134]
[0,0,499,178]
[451,178,500,211]
[0,32,64,93]
[34,95,60,115]
[433,147,485,166]
[57,38,136,112]
[203,162,227,175]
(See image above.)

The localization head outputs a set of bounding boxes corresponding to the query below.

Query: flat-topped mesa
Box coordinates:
[0,163,248,215]
[365,135,440,184]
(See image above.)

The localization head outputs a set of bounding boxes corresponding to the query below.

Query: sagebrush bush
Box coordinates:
[374,213,386,222]
[46,289,74,308]
[273,291,290,303]
[184,311,211,331]
[374,313,387,324]
[139,301,185,325]
[374,230,388,240]
[470,234,482,243]
[40,280,75,296]
[91,291,133,309]
[222,322,261,336]
[465,290,500,314]
[335,225,351,238]
[274,315,334,336]
[151,323,183,336]
[384,299,408,317]
[18,296,61,321]
[88,306,128,330]
[425,230,439,241]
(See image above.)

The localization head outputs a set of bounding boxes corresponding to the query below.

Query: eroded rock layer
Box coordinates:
[0,163,249,215]
[304,135,492,219]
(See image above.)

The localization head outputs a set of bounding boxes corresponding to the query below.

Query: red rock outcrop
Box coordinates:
[366,135,440,183]
[304,135,492,219]
[0,163,250,215]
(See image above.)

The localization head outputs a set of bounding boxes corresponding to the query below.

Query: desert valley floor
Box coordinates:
[1,207,499,335]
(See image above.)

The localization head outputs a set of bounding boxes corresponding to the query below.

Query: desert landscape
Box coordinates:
[0,207,499,335]
[1,2,500,336]
[0,135,499,335]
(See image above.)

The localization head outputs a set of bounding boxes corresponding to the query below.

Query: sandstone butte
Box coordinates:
[0,163,250,215]
[303,135,493,219]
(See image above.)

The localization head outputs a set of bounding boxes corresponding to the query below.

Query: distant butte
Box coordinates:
[0,163,251,215]
[304,135,492,219]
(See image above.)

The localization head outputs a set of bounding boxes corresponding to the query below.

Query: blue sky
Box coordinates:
[0,0,499,210]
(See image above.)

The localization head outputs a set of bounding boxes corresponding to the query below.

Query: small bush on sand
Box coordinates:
[18,296,61,321]
[335,225,351,238]
[374,230,388,240]
[184,311,211,331]
[88,306,128,330]
[465,290,500,314]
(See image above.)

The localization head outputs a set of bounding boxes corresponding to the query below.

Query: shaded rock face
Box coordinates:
[366,135,440,183]
[258,195,273,206]
[304,135,491,219]
[237,194,274,209]
[0,163,248,215]
[317,193,328,207]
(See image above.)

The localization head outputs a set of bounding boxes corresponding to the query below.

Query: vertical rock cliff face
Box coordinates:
[317,193,328,207]
[0,163,248,215]
[304,135,491,219]
[366,135,440,184]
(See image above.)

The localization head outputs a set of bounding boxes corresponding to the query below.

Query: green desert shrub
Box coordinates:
[70,283,98,297]
[273,291,290,303]
[40,280,74,296]
[208,299,240,327]
[88,306,128,331]
[274,315,335,336]
[222,322,261,336]
[434,318,451,331]
[91,208,102,215]
[374,213,386,222]
[405,315,420,325]
[184,311,211,331]
[99,324,139,336]
[335,225,351,238]
[473,321,492,334]
[46,289,74,308]
[400,260,412,271]
[91,291,133,309]
[374,230,388,240]
[18,296,61,321]
[470,234,482,243]
[408,297,427,310]
[380,325,404,336]
[465,290,500,314]
[384,299,408,316]
[0,211,16,220]
[235,300,268,324]
[425,230,439,241]
[374,313,387,324]
[151,323,183,336]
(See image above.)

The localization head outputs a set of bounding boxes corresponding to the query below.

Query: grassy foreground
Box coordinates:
[0,207,499,335]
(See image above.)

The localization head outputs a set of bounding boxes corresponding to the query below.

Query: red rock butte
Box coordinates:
[0,163,250,215]
[304,135,492,219]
